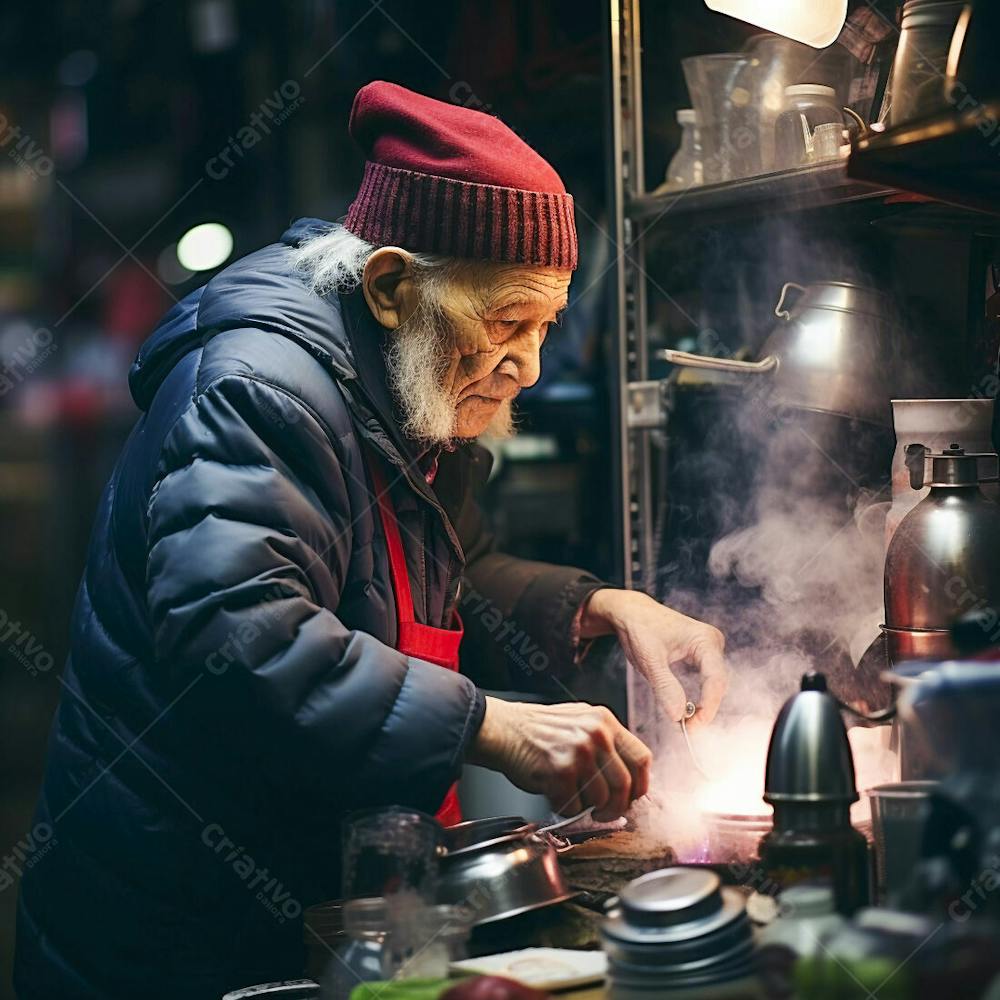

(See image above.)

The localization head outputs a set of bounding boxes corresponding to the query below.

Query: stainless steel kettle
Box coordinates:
[662,281,923,427]
[883,444,1000,666]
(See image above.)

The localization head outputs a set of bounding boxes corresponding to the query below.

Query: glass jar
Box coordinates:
[773,84,843,169]
[663,109,704,191]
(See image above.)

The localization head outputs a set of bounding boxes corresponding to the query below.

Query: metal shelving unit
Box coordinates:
[606,0,1000,733]
[631,160,893,225]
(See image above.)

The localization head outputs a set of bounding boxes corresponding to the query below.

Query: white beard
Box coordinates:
[384,302,516,446]
[288,224,516,445]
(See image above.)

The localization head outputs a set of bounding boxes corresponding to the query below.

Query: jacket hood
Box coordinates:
[128,218,356,411]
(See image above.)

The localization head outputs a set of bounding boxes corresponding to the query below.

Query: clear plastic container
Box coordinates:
[663,109,703,191]
[382,899,472,980]
[321,898,389,1000]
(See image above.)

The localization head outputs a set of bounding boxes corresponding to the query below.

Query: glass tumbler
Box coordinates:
[341,806,443,902]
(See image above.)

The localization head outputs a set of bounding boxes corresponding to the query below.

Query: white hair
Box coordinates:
[288,224,514,444]
[288,223,454,297]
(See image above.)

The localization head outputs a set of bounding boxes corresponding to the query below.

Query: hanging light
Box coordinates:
[703,0,848,48]
[176,222,234,272]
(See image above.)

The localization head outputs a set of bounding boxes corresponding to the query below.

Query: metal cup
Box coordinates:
[867,781,937,904]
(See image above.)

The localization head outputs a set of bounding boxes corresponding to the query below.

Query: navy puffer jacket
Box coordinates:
[14,219,603,999]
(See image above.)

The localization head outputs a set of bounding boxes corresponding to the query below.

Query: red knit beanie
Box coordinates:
[344,81,578,270]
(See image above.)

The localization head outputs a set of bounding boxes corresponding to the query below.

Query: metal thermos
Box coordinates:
[759,672,871,915]
[883,444,1000,668]
[882,443,1000,778]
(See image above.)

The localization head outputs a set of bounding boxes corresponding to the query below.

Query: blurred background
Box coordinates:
[0,1,616,989]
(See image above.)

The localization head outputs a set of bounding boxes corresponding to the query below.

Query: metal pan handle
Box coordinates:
[659,349,778,375]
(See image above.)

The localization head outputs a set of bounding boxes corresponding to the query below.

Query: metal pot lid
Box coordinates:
[602,886,747,945]
[619,868,720,927]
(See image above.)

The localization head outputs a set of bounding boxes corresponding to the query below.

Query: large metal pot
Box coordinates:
[662,281,921,426]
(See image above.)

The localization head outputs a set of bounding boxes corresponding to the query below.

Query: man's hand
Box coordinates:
[580,589,728,726]
[467,697,652,821]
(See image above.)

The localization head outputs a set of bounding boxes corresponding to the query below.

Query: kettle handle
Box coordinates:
[774,282,807,320]
[841,105,869,137]
[905,443,928,490]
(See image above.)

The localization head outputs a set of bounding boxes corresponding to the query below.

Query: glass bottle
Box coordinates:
[663,109,703,190]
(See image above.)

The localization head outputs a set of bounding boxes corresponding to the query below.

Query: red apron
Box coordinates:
[368,456,464,827]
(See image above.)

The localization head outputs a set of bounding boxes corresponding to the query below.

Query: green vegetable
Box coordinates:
[349,977,453,1000]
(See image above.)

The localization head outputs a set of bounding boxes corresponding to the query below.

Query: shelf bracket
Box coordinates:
[625,380,666,429]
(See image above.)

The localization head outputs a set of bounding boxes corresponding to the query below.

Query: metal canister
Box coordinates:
[759,672,872,915]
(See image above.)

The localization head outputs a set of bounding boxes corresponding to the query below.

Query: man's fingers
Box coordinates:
[550,779,584,818]
[651,668,688,723]
[614,727,652,801]
[576,768,611,818]
[695,648,729,723]
[592,749,632,821]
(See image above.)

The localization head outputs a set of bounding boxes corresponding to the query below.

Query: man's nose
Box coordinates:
[502,328,542,388]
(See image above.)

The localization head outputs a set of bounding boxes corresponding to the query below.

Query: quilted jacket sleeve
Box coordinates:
[446,446,607,693]
[145,373,482,814]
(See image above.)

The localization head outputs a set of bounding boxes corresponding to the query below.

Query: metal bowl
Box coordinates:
[437,829,575,925]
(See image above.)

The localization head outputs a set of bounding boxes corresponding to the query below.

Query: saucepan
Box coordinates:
[661,281,925,427]
[437,826,577,925]
[436,809,599,925]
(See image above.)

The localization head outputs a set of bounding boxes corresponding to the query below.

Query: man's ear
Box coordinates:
[362,247,419,330]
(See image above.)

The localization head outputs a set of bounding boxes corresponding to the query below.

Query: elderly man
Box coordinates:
[15,82,726,998]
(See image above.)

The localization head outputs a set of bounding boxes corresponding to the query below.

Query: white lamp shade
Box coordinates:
[704,0,848,48]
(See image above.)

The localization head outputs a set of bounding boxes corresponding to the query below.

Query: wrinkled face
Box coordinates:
[439,264,571,438]
[363,248,572,444]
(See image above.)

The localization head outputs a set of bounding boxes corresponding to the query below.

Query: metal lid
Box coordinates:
[784,84,837,98]
[764,673,859,805]
[603,882,748,946]
[620,868,721,928]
